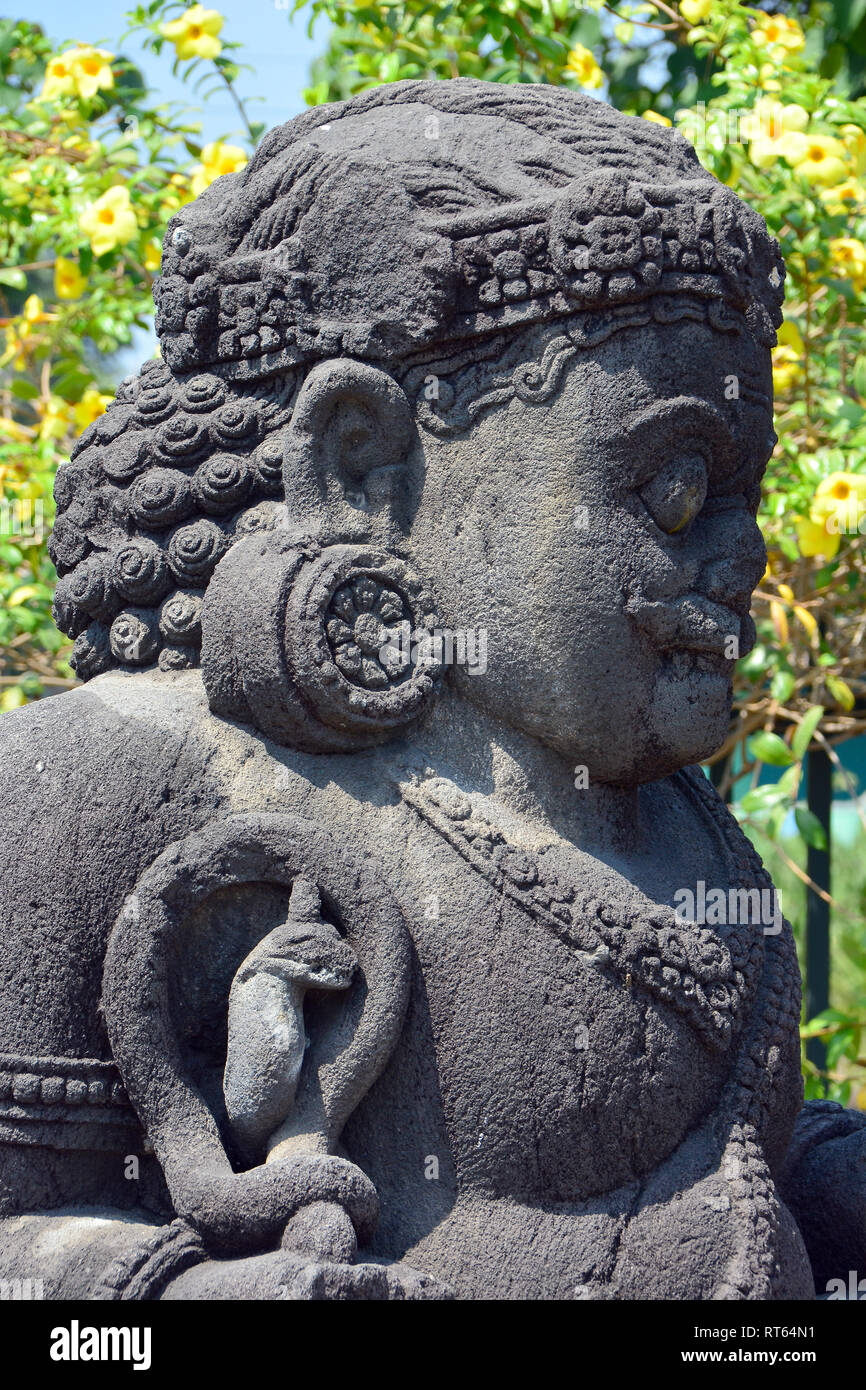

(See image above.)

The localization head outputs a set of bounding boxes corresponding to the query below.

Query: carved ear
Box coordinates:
[283,358,414,529]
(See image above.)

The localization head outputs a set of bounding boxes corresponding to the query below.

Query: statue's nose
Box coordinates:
[696,511,766,614]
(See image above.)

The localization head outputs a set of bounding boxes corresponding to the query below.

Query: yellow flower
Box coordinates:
[69,45,114,100]
[0,295,55,370]
[771,322,804,395]
[79,186,138,257]
[143,239,162,273]
[828,237,866,287]
[770,600,789,645]
[757,63,781,93]
[39,45,114,103]
[778,104,809,133]
[777,320,804,356]
[743,99,809,141]
[794,605,818,639]
[160,5,224,61]
[797,473,866,556]
[23,294,50,327]
[39,54,76,102]
[839,124,866,177]
[565,45,604,90]
[73,387,113,435]
[54,256,87,300]
[1,326,26,372]
[814,472,866,532]
[37,395,75,441]
[680,0,712,22]
[795,515,839,560]
[643,110,671,127]
[160,172,193,212]
[820,178,866,214]
[189,141,248,196]
[789,134,849,187]
[772,345,802,394]
[753,13,805,54]
[745,100,810,168]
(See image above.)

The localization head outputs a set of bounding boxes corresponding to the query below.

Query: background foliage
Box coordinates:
[2,1,865,1103]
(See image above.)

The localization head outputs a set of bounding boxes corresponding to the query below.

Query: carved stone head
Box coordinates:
[51,79,783,783]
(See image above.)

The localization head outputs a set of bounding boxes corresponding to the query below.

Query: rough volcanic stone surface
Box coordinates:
[1,78,863,1300]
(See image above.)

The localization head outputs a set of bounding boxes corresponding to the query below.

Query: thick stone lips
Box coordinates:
[627,593,752,659]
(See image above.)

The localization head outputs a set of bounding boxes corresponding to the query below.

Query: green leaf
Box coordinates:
[765,804,788,840]
[749,731,796,766]
[10,378,38,400]
[778,535,800,562]
[826,1079,853,1106]
[801,1007,852,1035]
[770,669,795,702]
[795,806,828,849]
[739,643,767,676]
[741,784,788,813]
[826,674,856,711]
[777,765,802,797]
[826,1027,859,1069]
[792,706,825,760]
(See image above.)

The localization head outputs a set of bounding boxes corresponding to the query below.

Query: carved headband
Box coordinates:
[155,168,785,384]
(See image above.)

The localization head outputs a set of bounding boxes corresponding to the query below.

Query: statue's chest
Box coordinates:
[393,791,763,1202]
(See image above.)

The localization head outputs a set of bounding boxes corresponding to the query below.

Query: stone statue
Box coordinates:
[1,78,864,1301]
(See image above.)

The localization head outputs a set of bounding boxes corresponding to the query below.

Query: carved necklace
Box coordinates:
[398,765,766,1055]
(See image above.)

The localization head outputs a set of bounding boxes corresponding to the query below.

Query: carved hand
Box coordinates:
[161,1248,453,1300]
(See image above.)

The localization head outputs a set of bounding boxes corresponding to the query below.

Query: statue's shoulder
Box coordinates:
[0,672,216,834]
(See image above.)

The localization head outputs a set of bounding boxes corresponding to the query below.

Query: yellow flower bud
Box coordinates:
[54,257,87,301]
[793,605,817,639]
[680,0,712,23]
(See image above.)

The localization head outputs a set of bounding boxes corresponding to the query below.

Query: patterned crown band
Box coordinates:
[154,169,785,382]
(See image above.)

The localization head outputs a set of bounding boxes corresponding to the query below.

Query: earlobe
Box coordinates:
[283,358,414,526]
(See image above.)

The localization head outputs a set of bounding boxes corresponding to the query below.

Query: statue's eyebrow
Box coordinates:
[616,395,777,491]
[619,397,737,456]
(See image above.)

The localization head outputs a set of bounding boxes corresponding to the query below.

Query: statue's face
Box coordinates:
[408,316,773,784]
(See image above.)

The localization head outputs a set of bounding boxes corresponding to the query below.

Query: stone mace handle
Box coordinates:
[102,812,411,1256]
[223,874,361,1262]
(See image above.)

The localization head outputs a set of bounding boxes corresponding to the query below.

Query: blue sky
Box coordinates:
[25,1,327,144]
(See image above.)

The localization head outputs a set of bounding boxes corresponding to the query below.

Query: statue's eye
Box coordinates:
[639,455,708,535]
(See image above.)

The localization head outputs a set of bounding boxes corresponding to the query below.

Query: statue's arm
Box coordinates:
[779,1099,866,1289]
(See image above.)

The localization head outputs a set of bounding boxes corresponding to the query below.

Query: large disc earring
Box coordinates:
[201,528,443,752]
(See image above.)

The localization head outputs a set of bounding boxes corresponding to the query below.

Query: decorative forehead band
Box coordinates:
[155,169,784,383]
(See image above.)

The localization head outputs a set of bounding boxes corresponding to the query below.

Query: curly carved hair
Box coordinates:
[50,360,300,678]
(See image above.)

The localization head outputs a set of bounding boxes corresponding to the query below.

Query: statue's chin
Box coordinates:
[540,657,734,784]
[642,656,734,780]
